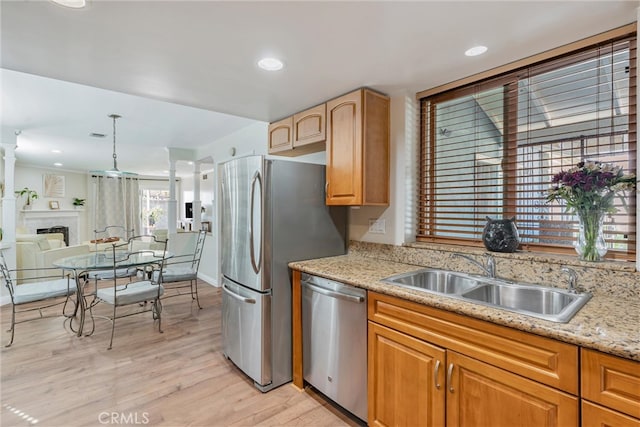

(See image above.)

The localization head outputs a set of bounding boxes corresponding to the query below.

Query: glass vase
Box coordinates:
[575,210,607,262]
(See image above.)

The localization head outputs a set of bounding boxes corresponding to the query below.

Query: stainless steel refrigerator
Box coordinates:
[220,155,347,392]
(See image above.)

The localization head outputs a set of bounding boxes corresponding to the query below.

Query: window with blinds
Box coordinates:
[418,35,636,259]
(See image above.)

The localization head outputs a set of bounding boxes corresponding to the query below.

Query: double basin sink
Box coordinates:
[382,269,591,323]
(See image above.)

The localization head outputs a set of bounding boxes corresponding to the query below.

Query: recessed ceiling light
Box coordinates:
[54,162,63,167]
[49,0,86,8]
[51,149,62,154]
[465,45,488,57]
[258,57,284,71]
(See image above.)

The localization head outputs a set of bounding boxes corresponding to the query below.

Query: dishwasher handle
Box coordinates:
[301,280,365,303]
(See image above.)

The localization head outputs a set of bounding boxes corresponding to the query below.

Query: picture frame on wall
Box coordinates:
[201,221,211,232]
[49,201,60,210]
[43,174,65,197]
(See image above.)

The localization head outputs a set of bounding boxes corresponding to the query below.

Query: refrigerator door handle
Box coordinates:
[249,170,263,274]
[301,280,365,303]
[222,283,257,304]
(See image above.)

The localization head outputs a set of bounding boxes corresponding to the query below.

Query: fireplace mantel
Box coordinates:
[20,210,81,245]
[21,209,81,216]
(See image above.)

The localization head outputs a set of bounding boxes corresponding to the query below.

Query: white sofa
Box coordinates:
[16,234,90,283]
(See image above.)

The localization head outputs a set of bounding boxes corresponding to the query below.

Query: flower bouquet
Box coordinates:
[547,161,636,261]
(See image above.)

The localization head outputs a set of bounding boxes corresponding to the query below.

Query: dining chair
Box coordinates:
[90,235,168,350]
[87,226,137,286]
[154,230,206,309]
[0,250,78,347]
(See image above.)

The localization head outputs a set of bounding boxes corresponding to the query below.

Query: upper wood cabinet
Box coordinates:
[326,88,389,206]
[268,117,294,154]
[293,104,326,147]
[268,104,327,156]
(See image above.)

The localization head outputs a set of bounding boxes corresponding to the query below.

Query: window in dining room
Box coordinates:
[141,188,169,235]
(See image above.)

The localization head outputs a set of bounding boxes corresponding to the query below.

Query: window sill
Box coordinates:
[405,241,636,273]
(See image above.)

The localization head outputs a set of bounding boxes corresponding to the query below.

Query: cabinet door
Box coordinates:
[293,104,326,147]
[326,90,363,205]
[582,348,640,419]
[446,351,578,427]
[582,401,640,427]
[268,117,293,153]
[368,321,446,427]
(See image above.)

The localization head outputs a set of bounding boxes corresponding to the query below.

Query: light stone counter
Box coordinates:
[289,253,640,362]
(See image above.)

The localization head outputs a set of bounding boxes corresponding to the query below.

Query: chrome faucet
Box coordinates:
[560,266,578,293]
[453,253,496,278]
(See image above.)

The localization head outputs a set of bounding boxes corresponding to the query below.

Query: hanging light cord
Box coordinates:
[110,114,121,171]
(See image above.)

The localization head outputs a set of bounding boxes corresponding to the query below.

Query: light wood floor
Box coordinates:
[0,282,363,427]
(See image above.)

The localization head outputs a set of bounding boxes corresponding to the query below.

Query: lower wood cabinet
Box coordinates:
[292,283,638,427]
[447,351,577,427]
[368,291,579,427]
[582,401,640,427]
[581,348,640,426]
[368,322,445,427]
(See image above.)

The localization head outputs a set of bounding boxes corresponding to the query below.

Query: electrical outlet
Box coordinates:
[368,218,386,234]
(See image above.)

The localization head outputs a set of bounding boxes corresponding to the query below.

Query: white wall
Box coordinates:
[0,147,4,234]
[347,91,417,246]
[13,165,90,241]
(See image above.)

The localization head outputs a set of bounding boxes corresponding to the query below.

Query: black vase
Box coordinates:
[482,216,520,253]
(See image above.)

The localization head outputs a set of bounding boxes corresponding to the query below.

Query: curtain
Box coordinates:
[91,175,141,236]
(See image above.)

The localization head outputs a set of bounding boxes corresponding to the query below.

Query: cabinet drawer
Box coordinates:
[582,401,640,427]
[582,348,640,419]
[368,291,579,394]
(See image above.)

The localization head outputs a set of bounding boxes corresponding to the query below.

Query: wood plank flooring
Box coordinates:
[1,282,363,427]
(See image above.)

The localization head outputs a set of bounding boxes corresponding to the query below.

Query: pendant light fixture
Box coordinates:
[49,0,86,8]
[90,114,137,177]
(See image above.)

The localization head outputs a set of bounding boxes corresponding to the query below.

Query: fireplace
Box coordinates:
[37,226,70,246]
[22,210,80,245]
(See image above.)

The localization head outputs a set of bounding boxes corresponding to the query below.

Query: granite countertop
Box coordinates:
[289,254,640,362]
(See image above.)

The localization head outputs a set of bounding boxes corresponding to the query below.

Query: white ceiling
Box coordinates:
[1,0,638,177]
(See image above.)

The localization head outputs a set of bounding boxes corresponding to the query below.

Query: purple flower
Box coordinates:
[547,161,637,214]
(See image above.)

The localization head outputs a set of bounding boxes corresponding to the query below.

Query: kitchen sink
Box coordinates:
[382,268,591,323]
[382,269,480,294]
[460,282,591,323]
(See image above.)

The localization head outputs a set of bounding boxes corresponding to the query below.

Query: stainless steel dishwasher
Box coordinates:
[301,273,367,421]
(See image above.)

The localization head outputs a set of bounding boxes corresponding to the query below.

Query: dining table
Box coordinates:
[53,249,172,336]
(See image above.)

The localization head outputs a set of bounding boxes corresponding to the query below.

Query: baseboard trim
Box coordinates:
[197,272,218,287]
